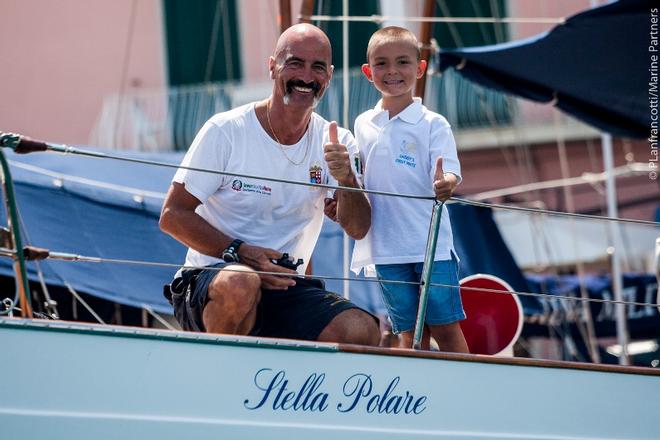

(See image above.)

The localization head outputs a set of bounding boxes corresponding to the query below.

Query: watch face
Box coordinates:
[222,239,243,263]
[222,249,238,263]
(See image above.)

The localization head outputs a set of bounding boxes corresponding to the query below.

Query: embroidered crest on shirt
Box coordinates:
[395,141,417,168]
[309,163,323,184]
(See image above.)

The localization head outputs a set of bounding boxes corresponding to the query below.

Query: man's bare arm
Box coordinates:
[159,182,296,289]
[323,122,371,239]
[159,182,230,256]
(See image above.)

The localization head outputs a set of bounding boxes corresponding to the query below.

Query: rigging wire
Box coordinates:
[113,0,139,149]
[64,282,106,325]
[299,15,565,25]
[142,304,177,331]
[221,0,234,81]
[204,0,223,83]
[436,0,464,48]
[33,142,660,227]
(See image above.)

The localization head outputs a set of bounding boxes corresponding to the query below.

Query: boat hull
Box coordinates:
[2,319,659,439]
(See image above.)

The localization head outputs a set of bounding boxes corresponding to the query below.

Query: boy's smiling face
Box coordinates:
[362,40,427,100]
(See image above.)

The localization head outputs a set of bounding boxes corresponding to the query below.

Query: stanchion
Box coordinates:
[0,143,32,317]
[412,201,443,349]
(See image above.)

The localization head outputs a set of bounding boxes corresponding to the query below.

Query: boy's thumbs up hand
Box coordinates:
[324,121,353,185]
[432,156,456,201]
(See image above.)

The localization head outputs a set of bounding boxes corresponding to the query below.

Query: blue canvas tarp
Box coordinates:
[0,147,534,316]
[436,0,654,138]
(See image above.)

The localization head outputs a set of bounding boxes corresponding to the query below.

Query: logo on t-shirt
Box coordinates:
[231,179,271,196]
[395,141,417,168]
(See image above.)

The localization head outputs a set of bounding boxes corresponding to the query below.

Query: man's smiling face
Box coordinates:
[270,25,333,108]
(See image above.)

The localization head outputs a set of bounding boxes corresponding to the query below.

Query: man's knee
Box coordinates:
[208,266,261,315]
[318,309,380,346]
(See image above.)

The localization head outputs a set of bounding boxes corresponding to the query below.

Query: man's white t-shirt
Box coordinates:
[351,98,461,275]
[173,103,360,274]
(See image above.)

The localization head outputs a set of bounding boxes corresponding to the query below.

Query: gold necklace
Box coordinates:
[266,101,311,166]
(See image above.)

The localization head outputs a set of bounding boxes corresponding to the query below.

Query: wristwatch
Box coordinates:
[221,239,244,263]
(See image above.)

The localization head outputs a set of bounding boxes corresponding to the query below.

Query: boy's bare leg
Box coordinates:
[397,326,432,349]
[429,322,469,353]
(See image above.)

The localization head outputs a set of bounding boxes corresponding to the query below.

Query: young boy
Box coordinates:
[349,26,469,352]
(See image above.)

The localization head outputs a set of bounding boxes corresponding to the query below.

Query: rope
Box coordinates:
[42,143,660,227]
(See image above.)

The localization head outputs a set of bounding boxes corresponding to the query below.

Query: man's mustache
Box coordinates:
[286,80,322,95]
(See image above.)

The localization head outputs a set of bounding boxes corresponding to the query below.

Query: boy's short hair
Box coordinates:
[366,26,421,62]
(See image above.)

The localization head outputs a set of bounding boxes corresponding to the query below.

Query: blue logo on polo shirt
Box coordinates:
[395,141,417,168]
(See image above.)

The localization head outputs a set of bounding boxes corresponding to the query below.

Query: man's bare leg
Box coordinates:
[202,265,261,334]
[317,309,380,346]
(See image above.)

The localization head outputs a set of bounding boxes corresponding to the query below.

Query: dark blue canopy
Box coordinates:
[436,0,653,138]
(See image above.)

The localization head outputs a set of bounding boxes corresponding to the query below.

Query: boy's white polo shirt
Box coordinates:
[351,98,461,275]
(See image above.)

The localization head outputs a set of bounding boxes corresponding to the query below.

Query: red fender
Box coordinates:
[459,274,523,356]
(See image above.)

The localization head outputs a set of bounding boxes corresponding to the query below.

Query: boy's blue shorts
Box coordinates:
[375,255,466,334]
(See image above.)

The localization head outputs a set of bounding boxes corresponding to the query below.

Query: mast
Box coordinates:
[415,0,436,99]
[278,0,292,33]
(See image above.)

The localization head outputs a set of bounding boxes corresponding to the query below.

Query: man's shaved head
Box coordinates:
[274,23,332,62]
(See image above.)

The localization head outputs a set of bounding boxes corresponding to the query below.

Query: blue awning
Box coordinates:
[436,0,653,138]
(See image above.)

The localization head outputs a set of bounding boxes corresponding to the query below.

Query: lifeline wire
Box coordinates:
[11,249,658,310]
[43,142,660,227]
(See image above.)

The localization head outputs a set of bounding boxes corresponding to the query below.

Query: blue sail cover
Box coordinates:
[436,0,653,138]
[0,148,534,316]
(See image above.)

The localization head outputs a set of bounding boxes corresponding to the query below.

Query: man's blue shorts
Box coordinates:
[166,262,377,341]
[375,255,465,334]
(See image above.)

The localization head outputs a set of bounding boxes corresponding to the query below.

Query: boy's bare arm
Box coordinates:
[433,157,458,201]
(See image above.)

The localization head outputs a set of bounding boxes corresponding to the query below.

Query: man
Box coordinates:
[160,24,380,345]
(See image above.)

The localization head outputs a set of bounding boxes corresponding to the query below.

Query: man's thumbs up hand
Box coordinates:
[324,121,353,185]
[432,157,457,201]
[328,120,339,144]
